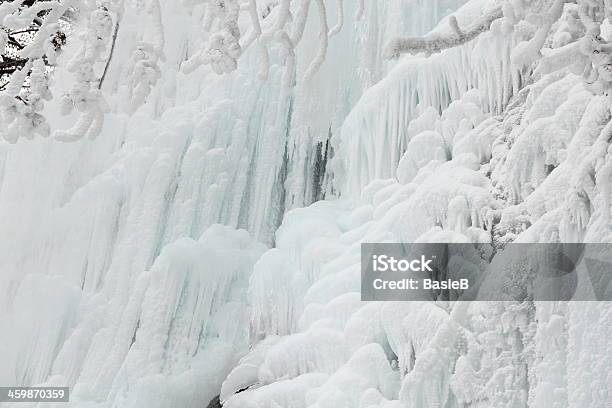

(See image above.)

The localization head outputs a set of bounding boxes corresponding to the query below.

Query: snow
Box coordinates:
[218,2,612,400]
[1,0,612,407]
[1,0,468,404]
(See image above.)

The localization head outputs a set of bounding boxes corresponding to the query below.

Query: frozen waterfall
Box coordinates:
[0,0,611,407]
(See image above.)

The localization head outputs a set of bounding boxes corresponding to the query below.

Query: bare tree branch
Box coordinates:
[7,34,26,50]
[0,57,28,71]
[98,16,120,89]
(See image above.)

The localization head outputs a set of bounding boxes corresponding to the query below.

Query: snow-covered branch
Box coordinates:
[383,6,504,59]
[328,0,344,37]
[182,0,352,86]
[0,0,71,143]
[120,0,165,112]
[54,5,113,142]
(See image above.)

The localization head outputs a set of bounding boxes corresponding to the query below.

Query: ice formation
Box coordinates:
[226,68,612,406]
[0,0,611,407]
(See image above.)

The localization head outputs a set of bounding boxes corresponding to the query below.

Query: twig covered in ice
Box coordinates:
[328,0,344,37]
[383,6,504,59]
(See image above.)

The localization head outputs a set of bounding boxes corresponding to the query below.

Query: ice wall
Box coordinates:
[4,0,608,407]
[0,0,468,406]
[235,64,612,408]
[279,0,469,205]
[333,0,521,197]
[229,3,612,405]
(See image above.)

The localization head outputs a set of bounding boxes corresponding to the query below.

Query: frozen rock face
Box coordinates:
[2,225,266,407]
[231,69,612,407]
[227,2,612,406]
[0,1,468,407]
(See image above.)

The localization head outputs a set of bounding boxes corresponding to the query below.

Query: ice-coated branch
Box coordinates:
[274,0,291,31]
[290,0,311,45]
[536,41,583,75]
[55,5,114,142]
[0,0,72,143]
[182,0,242,75]
[511,0,569,67]
[303,0,328,81]
[328,0,344,37]
[355,0,364,21]
[182,0,353,86]
[119,0,166,112]
[276,30,296,86]
[383,6,504,59]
